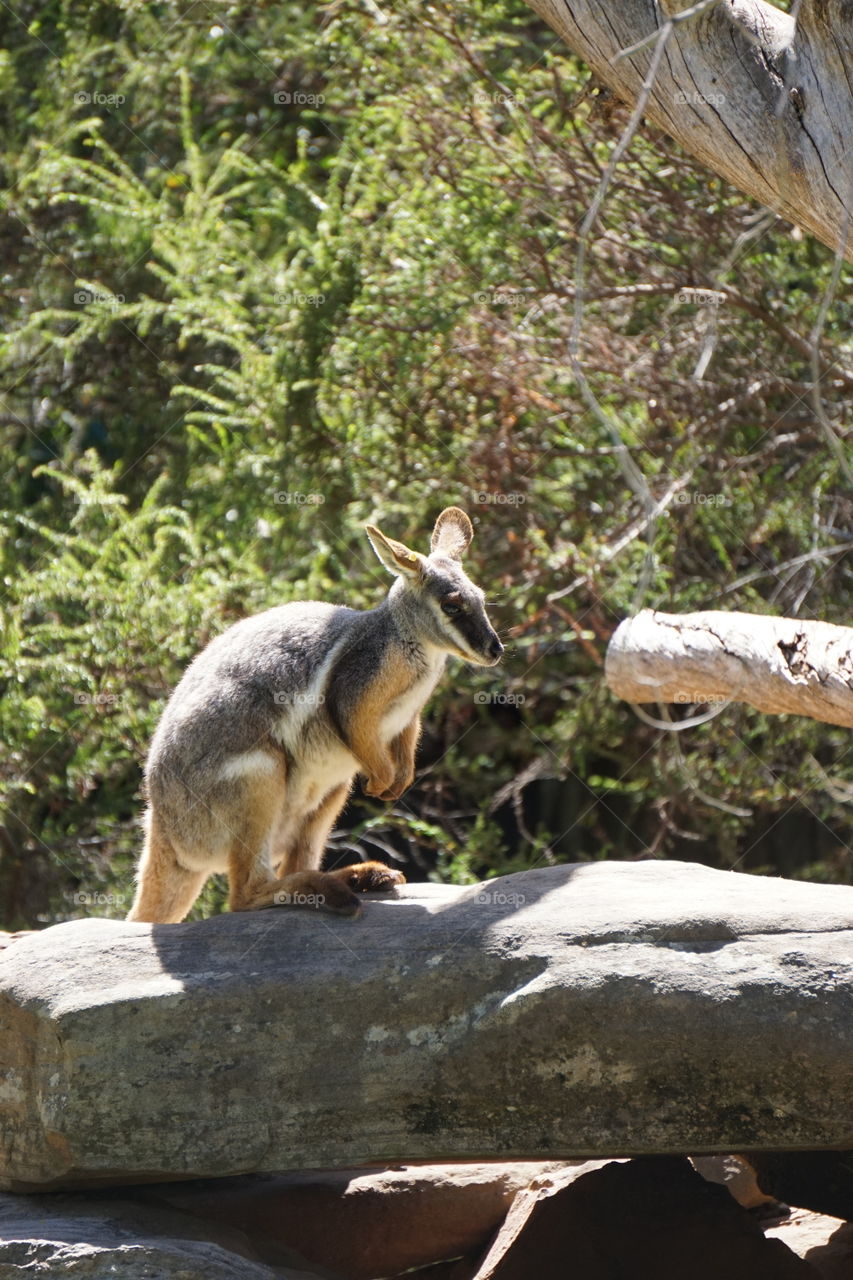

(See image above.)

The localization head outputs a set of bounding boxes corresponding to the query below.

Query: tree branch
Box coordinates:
[524,0,853,260]
[605,609,853,727]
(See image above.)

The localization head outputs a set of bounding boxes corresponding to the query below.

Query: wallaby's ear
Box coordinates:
[365,524,425,580]
[430,507,473,561]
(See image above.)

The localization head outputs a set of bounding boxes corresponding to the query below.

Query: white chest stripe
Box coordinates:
[380,654,446,740]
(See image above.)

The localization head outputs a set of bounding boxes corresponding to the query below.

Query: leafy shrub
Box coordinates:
[1,0,851,925]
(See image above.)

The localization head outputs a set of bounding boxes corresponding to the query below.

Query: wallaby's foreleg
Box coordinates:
[355,718,420,803]
[343,658,418,798]
[127,815,208,923]
[379,717,420,801]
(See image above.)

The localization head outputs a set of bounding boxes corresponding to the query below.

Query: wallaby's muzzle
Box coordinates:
[466,616,503,666]
[486,634,504,663]
[438,603,503,667]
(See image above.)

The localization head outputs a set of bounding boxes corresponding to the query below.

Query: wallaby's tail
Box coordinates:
[126,811,207,923]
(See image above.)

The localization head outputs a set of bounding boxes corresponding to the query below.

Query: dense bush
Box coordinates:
[1,0,851,926]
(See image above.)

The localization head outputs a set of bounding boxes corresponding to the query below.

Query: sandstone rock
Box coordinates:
[0,933,34,953]
[691,1153,784,1213]
[1,860,852,1190]
[767,1210,853,1278]
[151,1162,569,1279]
[471,1156,818,1279]
[0,1190,336,1279]
[394,1262,479,1280]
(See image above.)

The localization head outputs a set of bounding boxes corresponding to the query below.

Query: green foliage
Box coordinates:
[1,0,851,926]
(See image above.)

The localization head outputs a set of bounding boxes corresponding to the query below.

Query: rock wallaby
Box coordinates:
[128,507,503,923]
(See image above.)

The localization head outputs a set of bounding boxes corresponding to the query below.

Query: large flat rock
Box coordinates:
[0,1191,335,1279]
[1,861,852,1190]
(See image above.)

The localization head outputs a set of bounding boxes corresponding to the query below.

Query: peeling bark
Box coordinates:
[605,609,853,726]
[524,0,852,260]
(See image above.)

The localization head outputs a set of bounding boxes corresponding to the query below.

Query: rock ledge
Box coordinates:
[1,861,851,1190]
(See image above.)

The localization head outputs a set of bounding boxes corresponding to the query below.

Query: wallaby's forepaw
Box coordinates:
[330,861,406,894]
[364,775,394,800]
[364,774,413,802]
[381,776,415,802]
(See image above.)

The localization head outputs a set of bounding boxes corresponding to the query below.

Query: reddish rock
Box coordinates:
[472,1156,818,1279]
[692,1153,788,1217]
[767,1209,853,1278]
[154,1162,571,1280]
[391,1260,479,1280]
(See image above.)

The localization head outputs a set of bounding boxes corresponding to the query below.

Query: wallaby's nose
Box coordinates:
[489,637,504,661]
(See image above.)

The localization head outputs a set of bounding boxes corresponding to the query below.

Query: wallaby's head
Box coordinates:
[366,507,504,666]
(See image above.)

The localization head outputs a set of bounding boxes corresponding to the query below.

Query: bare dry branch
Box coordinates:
[605,609,853,727]
[525,0,853,260]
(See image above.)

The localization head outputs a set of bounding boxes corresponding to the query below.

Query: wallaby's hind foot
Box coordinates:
[329,861,406,893]
[231,863,405,915]
[231,869,361,916]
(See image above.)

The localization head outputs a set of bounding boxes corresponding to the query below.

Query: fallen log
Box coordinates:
[605,609,853,728]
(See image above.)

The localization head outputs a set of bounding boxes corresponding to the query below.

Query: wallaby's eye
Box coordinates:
[441,601,462,619]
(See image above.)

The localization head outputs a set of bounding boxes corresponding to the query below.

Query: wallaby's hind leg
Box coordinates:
[127,815,208,923]
[223,771,355,914]
[288,786,406,901]
[234,867,362,914]
[236,860,403,913]
[327,861,406,893]
[239,784,403,913]
[281,784,352,874]
[282,784,405,900]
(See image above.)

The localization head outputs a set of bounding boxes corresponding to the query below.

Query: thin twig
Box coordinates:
[568,22,678,610]
[809,210,853,486]
[548,472,692,603]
